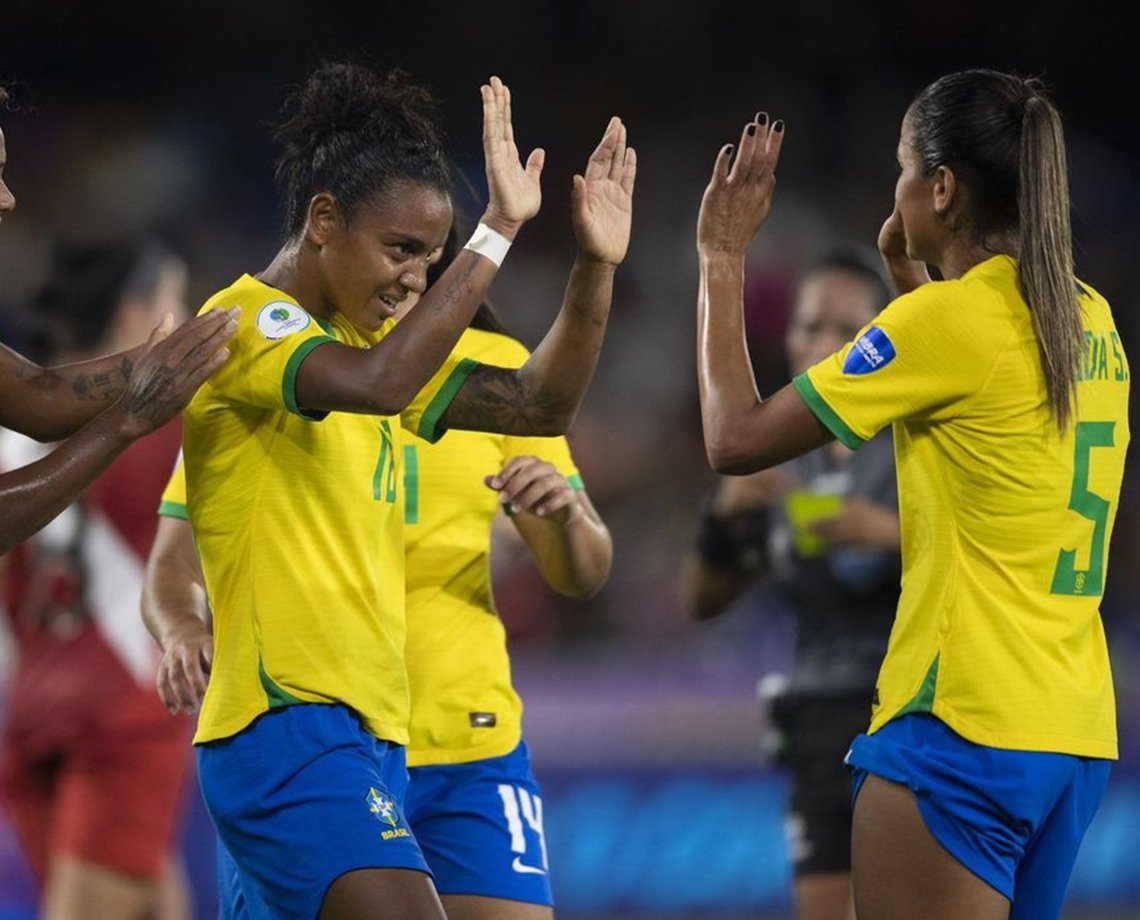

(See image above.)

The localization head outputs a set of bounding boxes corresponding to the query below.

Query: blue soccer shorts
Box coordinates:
[404,740,554,906]
[197,703,430,920]
[847,713,1110,919]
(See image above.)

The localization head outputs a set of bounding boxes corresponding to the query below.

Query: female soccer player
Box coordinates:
[171,62,633,920]
[0,85,237,554]
[683,249,898,920]
[695,71,1128,920]
[147,225,613,920]
[0,240,195,920]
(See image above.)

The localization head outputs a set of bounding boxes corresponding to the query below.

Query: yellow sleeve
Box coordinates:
[399,351,482,444]
[501,433,583,489]
[793,283,1000,447]
[158,454,188,520]
[203,298,337,420]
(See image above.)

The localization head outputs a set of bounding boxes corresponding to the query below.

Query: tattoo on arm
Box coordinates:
[443,366,562,435]
[430,256,479,313]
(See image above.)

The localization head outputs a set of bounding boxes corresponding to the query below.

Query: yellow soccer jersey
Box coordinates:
[182,274,478,746]
[158,450,188,521]
[796,255,1129,758]
[403,328,581,767]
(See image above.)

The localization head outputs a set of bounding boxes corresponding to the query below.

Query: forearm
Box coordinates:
[515,492,612,597]
[696,251,765,470]
[0,345,142,441]
[882,255,931,297]
[443,254,616,435]
[697,253,832,473]
[0,407,135,554]
[295,248,501,415]
[142,518,209,651]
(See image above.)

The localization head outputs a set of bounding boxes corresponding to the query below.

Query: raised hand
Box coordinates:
[571,117,637,266]
[480,76,543,238]
[697,113,785,256]
[115,307,238,438]
[485,455,580,526]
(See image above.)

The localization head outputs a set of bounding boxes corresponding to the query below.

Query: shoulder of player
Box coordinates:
[876,272,1017,352]
[454,327,529,368]
[1075,277,1118,325]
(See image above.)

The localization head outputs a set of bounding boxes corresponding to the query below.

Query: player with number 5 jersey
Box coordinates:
[695,71,1128,920]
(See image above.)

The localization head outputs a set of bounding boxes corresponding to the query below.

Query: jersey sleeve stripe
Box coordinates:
[281,336,337,420]
[158,499,189,520]
[793,371,865,450]
[567,473,585,491]
[416,358,481,444]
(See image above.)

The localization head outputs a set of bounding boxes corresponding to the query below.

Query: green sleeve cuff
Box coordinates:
[158,500,189,521]
[416,358,481,444]
[282,336,337,420]
[793,372,865,450]
[567,473,585,491]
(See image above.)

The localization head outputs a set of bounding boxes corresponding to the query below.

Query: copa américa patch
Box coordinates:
[256,301,312,340]
[843,326,896,375]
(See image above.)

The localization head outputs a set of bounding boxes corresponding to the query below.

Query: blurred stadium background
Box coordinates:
[2,1,1138,917]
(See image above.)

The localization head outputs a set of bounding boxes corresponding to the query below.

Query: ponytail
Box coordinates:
[1017,94,1082,431]
[909,70,1082,431]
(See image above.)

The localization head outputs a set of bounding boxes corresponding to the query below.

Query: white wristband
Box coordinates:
[463,223,512,268]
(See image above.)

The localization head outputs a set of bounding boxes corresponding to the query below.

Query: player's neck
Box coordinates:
[937,231,1018,281]
[258,242,333,319]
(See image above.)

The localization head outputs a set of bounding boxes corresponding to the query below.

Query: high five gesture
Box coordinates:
[697,113,785,256]
[572,116,637,266]
[480,76,544,238]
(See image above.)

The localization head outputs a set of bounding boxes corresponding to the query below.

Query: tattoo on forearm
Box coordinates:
[446,366,562,434]
[71,369,124,402]
[433,255,480,312]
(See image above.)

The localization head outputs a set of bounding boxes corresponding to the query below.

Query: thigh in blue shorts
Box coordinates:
[197,703,431,920]
[404,740,553,906]
[847,713,1110,920]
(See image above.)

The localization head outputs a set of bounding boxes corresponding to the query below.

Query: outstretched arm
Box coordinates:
[0,310,235,555]
[696,115,830,474]
[142,514,213,714]
[486,456,612,597]
[295,76,544,417]
[0,343,147,441]
[441,117,637,436]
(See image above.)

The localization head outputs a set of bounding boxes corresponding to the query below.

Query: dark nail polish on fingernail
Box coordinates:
[757,112,768,126]
[774,120,785,132]
[746,124,756,136]
[726,144,735,153]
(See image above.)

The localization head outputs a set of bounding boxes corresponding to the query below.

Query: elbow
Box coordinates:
[705,438,764,476]
[553,575,606,601]
[533,411,575,437]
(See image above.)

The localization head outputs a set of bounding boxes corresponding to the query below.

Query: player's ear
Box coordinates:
[931,165,957,218]
[304,193,344,248]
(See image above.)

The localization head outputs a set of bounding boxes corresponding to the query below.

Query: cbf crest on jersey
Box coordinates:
[366,786,411,840]
[843,326,896,375]
[256,301,312,340]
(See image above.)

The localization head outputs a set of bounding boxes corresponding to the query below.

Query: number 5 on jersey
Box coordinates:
[1051,421,1115,596]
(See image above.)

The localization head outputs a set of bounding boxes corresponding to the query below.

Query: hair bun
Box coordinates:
[277,62,443,157]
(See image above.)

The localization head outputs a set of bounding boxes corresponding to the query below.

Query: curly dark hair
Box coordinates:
[273,62,452,240]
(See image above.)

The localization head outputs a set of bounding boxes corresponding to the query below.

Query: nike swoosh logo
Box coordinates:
[512,856,547,875]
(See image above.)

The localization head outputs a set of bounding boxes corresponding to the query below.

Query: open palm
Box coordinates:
[572,117,637,266]
[481,76,543,232]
